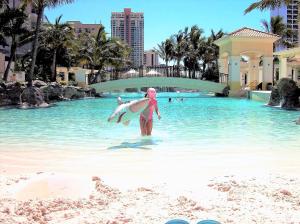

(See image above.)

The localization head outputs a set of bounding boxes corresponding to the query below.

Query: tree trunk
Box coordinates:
[193,63,196,79]
[3,40,17,82]
[202,62,207,79]
[27,2,44,87]
[51,48,57,82]
[166,60,169,77]
[177,59,180,77]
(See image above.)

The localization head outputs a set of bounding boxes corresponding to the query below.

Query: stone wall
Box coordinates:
[0,82,98,107]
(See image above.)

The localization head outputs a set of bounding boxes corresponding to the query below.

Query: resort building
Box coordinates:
[271,0,299,51]
[111,8,144,67]
[215,27,280,92]
[67,21,102,36]
[274,47,300,83]
[144,50,159,67]
[56,67,91,87]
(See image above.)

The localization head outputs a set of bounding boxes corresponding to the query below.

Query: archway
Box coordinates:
[214,27,280,93]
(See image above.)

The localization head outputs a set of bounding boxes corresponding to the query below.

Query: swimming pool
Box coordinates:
[0,92,299,152]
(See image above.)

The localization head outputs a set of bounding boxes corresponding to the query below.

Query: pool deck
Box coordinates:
[248,91,271,103]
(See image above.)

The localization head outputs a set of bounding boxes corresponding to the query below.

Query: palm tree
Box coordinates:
[208,29,225,75]
[155,42,167,64]
[154,38,173,76]
[172,27,189,76]
[261,16,295,50]
[261,16,294,84]
[76,25,130,83]
[245,0,292,14]
[0,6,31,82]
[184,25,205,78]
[40,15,73,81]
[201,39,215,75]
[19,0,74,86]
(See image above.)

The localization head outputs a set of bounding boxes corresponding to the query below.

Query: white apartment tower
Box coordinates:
[271,0,299,50]
[111,8,144,67]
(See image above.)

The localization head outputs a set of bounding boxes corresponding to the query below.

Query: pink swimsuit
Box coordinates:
[140,99,157,121]
[140,88,157,121]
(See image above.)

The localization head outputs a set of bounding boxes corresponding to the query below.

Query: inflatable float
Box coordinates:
[107,97,149,126]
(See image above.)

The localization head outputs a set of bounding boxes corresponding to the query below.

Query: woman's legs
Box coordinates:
[145,119,153,136]
[140,116,153,136]
[139,116,147,136]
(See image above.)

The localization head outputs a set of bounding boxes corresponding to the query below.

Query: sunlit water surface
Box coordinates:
[0,92,299,152]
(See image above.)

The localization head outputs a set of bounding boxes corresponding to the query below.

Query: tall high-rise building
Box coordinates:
[111,8,144,67]
[271,0,299,51]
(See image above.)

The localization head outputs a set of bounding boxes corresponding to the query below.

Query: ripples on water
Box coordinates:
[0,92,299,152]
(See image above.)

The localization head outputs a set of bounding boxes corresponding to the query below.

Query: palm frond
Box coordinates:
[245,0,293,14]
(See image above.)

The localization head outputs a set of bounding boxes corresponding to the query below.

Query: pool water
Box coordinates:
[0,93,299,152]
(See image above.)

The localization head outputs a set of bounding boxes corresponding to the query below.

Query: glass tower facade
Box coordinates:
[111,8,144,67]
[271,0,299,51]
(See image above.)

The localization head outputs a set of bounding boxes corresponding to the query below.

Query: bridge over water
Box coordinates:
[90,76,228,94]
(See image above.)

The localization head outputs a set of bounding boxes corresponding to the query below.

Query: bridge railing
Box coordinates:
[88,66,229,85]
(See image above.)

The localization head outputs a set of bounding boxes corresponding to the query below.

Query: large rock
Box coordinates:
[0,82,24,106]
[83,87,96,97]
[215,86,230,97]
[21,87,45,106]
[277,78,300,109]
[41,82,63,102]
[63,86,85,99]
[33,80,47,88]
[0,83,9,106]
[268,86,280,106]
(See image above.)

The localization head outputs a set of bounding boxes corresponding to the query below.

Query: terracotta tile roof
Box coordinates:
[228,27,280,38]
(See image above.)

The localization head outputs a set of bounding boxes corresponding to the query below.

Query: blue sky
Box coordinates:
[45,0,270,50]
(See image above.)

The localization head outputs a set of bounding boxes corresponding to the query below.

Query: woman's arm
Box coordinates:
[155,104,161,120]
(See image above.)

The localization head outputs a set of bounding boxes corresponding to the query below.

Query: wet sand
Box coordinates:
[1,148,300,223]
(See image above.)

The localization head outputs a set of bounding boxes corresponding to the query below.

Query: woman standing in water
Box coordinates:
[140,88,161,136]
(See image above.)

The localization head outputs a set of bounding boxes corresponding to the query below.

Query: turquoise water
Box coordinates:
[0,93,299,152]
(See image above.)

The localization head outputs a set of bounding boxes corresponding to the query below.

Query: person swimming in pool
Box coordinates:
[140,88,161,136]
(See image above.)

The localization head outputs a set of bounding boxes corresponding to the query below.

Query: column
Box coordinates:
[218,58,228,74]
[279,57,288,79]
[248,58,260,85]
[218,58,224,74]
[262,56,273,90]
[65,69,69,83]
[218,58,228,83]
[228,56,241,91]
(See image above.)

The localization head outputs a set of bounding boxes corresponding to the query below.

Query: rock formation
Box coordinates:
[0,81,98,108]
[268,78,300,109]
